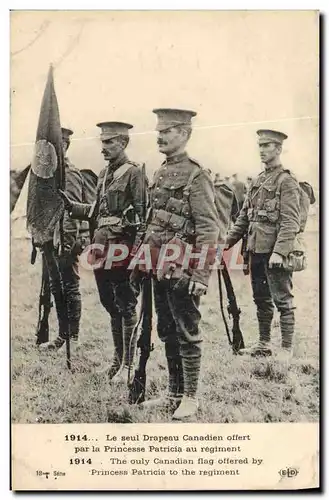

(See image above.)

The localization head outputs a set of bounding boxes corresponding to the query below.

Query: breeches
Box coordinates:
[250,253,295,313]
[153,277,202,358]
[94,267,138,320]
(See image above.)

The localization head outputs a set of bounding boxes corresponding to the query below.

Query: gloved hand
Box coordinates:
[58,189,73,211]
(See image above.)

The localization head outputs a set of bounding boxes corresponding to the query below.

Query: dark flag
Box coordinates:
[27,65,65,244]
[27,65,71,367]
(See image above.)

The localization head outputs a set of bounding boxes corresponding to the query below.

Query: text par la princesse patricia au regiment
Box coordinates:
[68,433,261,477]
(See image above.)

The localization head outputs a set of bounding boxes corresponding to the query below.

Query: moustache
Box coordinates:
[157,142,167,146]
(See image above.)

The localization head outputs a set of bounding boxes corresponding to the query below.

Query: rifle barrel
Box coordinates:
[218,260,245,352]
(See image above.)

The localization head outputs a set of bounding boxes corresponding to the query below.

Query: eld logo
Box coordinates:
[279,467,299,478]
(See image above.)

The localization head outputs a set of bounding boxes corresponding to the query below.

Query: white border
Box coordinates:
[2,3,326,498]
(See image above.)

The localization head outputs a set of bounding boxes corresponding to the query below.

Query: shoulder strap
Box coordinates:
[182,165,201,201]
[275,169,297,197]
[125,160,140,168]
[113,162,134,181]
[248,172,278,204]
[188,157,202,168]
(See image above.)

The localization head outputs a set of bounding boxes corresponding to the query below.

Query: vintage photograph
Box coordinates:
[11,11,319,426]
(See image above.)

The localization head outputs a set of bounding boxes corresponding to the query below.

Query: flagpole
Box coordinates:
[26,64,71,369]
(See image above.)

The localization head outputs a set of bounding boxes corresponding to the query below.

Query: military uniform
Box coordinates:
[226,130,300,356]
[142,109,220,419]
[231,175,246,222]
[214,178,235,232]
[46,128,91,348]
[68,122,146,382]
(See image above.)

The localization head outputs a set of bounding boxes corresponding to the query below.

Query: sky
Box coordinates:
[10,11,319,186]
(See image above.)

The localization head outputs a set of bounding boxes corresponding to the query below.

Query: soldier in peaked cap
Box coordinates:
[44,127,93,350]
[59,121,147,385]
[225,129,301,362]
[139,108,222,420]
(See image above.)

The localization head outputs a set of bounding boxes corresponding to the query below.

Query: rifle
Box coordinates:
[128,273,153,404]
[128,163,154,404]
[58,154,71,370]
[241,233,250,276]
[218,258,245,353]
[80,169,98,244]
[35,252,52,345]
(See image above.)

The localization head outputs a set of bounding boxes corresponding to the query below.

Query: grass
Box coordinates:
[11,221,319,424]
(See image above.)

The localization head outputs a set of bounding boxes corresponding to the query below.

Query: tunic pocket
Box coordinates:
[263,198,279,223]
[166,197,185,215]
[106,182,127,214]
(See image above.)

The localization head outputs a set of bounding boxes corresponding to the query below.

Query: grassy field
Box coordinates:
[11,219,319,424]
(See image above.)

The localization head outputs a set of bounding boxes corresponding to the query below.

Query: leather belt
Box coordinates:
[97,215,121,228]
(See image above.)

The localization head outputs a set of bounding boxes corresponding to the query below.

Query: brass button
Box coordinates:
[156,187,160,191]
[154,197,158,202]
[159,176,163,180]
[171,207,175,212]
[170,185,175,189]
[173,172,177,176]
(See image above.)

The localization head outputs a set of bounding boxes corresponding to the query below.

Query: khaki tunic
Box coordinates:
[144,152,220,285]
[226,165,300,257]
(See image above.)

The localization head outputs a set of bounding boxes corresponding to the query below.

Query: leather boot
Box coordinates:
[275,348,293,366]
[42,336,66,350]
[111,315,137,385]
[106,316,123,379]
[141,356,182,411]
[239,341,272,357]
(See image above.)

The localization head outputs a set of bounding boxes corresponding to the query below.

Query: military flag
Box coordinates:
[27,65,71,367]
[27,65,65,244]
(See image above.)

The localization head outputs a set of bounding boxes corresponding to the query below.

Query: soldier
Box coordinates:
[245,175,253,193]
[225,130,300,361]
[45,127,91,349]
[231,173,246,206]
[140,108,220,420]
[60,122,145,385]
[230,173,246,223]
[213,172,235,232]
